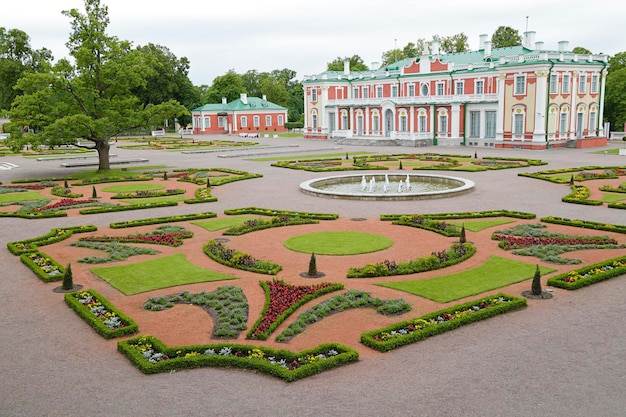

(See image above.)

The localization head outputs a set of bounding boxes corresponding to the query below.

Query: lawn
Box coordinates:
[248,151,372,162]
[101,183,165,193]
[601,193,626,203]
[91,253,237,295]
[0,191,48,204]
[119,195,187,204]
[377,256,556,303]
[284,231,394,255]
[448,219,515,232]
[192,215,259,231]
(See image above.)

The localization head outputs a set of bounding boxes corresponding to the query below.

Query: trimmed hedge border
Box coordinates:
[20,250,66,282]
[361,293,527,352]
[518,165,626,184]
[0,210,67,219]
[109,212,217,229]
[203,240,282,275]
[173,168,263,186]
[224,207,339,220]
[117,336,358,382]
[64,289,139,339]
[247,280,344,340]
[607,202,626,210]
[222,216,319,236]
[546,255,626,290]
[561,184,603,205]
[392,215,460,237]
[540,216,626,234]
[79,201,178,214]
[347,243,476,278]
[381,209,535,222]
[7,225,97,255]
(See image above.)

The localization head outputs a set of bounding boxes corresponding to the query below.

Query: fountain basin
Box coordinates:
[300,173,474,201]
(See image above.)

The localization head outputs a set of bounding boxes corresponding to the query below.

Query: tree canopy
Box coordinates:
[6,0,187,170]
[380,34,469,67]
[605,51,626,130]
[0,28,52,114]
[326,55,369,72]
[491,26,522,48]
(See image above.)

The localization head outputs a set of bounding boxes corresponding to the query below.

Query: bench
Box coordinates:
[37,154,117,161]
[151,130,165,137]
[180,128,193,135]
[60,158,149,167]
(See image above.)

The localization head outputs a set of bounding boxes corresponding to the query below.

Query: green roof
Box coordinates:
[193,97,286,112]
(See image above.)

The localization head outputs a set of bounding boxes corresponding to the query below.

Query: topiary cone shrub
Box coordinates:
[62,263,74,291]
[308,252,317,276]
[399,161,403,170]
[532,264,542,296]
[92,185,98,199]
[206,178,211,188]
[459,224,466,244]
[163,171,168,180]
[64,179,69,188]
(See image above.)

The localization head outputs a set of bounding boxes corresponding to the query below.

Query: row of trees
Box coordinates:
[0,1,625,171]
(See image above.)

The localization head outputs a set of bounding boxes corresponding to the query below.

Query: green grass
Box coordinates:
[284,231,394,255]
[192,215,259,231]
[101,183,165,193]
[547,173,576,182]
[381,161,427,167]
[601,193,626,203]
[90,253,237,295]
[248,151,372,162]
[120,195,187,204]
[65,168,150,181]
[0,191,48,204]
[377,256,556,303]
[448,219,515,232]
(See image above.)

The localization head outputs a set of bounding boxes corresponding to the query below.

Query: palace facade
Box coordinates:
[302,32,609,149]
[191,94,288,135]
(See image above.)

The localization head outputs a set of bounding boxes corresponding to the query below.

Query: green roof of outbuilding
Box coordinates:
[192,97,287,112]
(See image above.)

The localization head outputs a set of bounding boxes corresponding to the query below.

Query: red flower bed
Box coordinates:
[37,198,97,211]
[492,234,617,249]
[79,227,193,247]
[248,279,342,340]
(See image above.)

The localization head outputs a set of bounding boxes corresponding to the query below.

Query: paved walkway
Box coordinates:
[1,137,625,416]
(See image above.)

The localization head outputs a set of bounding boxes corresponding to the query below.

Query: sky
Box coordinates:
[2,0,624,86]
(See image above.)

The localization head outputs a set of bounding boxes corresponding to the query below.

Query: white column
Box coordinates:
[495,74,506,141]
[451,103,461,139]
[533,70,548,142]
[365,107,370,135]
[569,71,578,139]
[598,68,608,137]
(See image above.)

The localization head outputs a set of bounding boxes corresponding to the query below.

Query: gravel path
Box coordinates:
[1,137,625,417]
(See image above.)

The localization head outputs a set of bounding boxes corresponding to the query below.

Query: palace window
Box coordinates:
[399,112,407,132]
[562,74,570,94]
[218,116,226,128]
[240,116,247,128]
[377,86,383,98]
[392,85,398,97]
[253,116,260,127]
[475,80,484,94]
[578,74,587,94]
[372,113,380,132]
[469,111,480,138]
[278,115,284,126]
[311,88,317,102]
[591,74,599,93]
[589,109,597,133]
[408,84,415,97]
[203,117,210,129]
[559,112,568,133]
[353,87,360,98]
[312,114,318,129]
[266,116,272,126]
[363,86,369,98]
[436,82,444,96]
[485,111,496,138]
[514,75,526,95]
[513,113,524,135]
[455,81,464,95]
[418,114,427,132]
[439,114,448,133]
[421,84,429,96]
[550,74,558,94]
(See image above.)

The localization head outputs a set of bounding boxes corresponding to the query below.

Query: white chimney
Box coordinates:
[262,94,267,101]
[523,31,536,48]
[484,41,492,57]
[431,39,440,55]
[221,97,227,104]
[535,41,544,50]
[371,61,380,70]
[343,59,350,75]
[240,93,248,104]
[479,34,488,50]
[558,40,569,52]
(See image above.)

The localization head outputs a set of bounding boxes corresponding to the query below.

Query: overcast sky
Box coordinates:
[3,0,623,86]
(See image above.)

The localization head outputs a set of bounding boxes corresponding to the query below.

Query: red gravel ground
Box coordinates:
[1,137,625,417]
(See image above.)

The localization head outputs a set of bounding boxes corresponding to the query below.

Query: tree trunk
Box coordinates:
[95,140,111,171]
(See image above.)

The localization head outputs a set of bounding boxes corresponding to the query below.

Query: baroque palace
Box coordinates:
[302,32,609,149]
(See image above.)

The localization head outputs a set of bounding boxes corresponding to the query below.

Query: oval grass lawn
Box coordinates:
[284,231,393,255]
[101,183,165,193]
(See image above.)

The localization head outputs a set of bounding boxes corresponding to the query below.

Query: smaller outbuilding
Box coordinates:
[191,94,288,136]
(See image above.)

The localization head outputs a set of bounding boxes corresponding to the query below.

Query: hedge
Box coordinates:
[79,201,178,214]
[224,207,339,220]
[20,250,66,282]
[7,225,97,255]
[203,240,282,275]
[540,216,626,234]
[117,336,358,382]
[361,293,526,352]
[109,212,217,229]
[561,184,603,205]
[381,209,535,222]
[64,289,139,339]
[546,255,626,290]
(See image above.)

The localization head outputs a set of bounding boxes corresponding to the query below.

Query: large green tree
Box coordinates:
[326,55,369,72]
[491,26,522,48]
[0,28,52,113]
[7,0,187,170]
[204,69,246,103]
[605,51,626,130]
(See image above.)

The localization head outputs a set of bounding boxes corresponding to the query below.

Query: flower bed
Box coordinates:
[393,215,460,236]
[7,225,97,255]
[224,207,338,220]
[492,223,624,264]
[361,293,526,352]
[110,188,185,199]
[540,216,626,234]
[79,201,177,214]
[547,256,626,290]
[20,251,65,282]
[203,240,282,275]
[347,243,476,278]
[144,286,248,338]
[79,225,193,247]
[247,280,344,340]
[380,209,535,222]
[72,241,160,264]
[561,185,603,205]
[109,212,217,228]
[65,289,138,339]
[222,215,319,236]
[276,289,411,342]
[172,168,262,186]
[36,198,102,212]
[117,335,358,382]
[51,185,83,198]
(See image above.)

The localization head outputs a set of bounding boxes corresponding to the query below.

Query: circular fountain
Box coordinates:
[300,173,474,201]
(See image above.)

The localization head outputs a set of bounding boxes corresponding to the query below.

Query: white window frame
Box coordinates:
[363,86,369,98]
[353,87,360,99]
[311,88,317,102]
[559,111,568,134]
[514,75,526,95]
[485,111,496,138]
[253,116,260,127]
[591,74,599,93]
[436,82,444,96]
[240,116,247,128]
[372,112,380,132]
[265,115,272,126]
[550,74,558,94]
[277,115,284,126]
[408,84,415,97]
[203,117,211,129]
[562,74,570,94]
[377,86,383,98]
[421,84,429,96]
[455,81,464,95]
[578,74,587,94]
[418,114,427,132]
[513,113,524,135]
[475,80,484,94]
[438,113,448,134]
[469,111,481,138]
[391,85,398,97]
